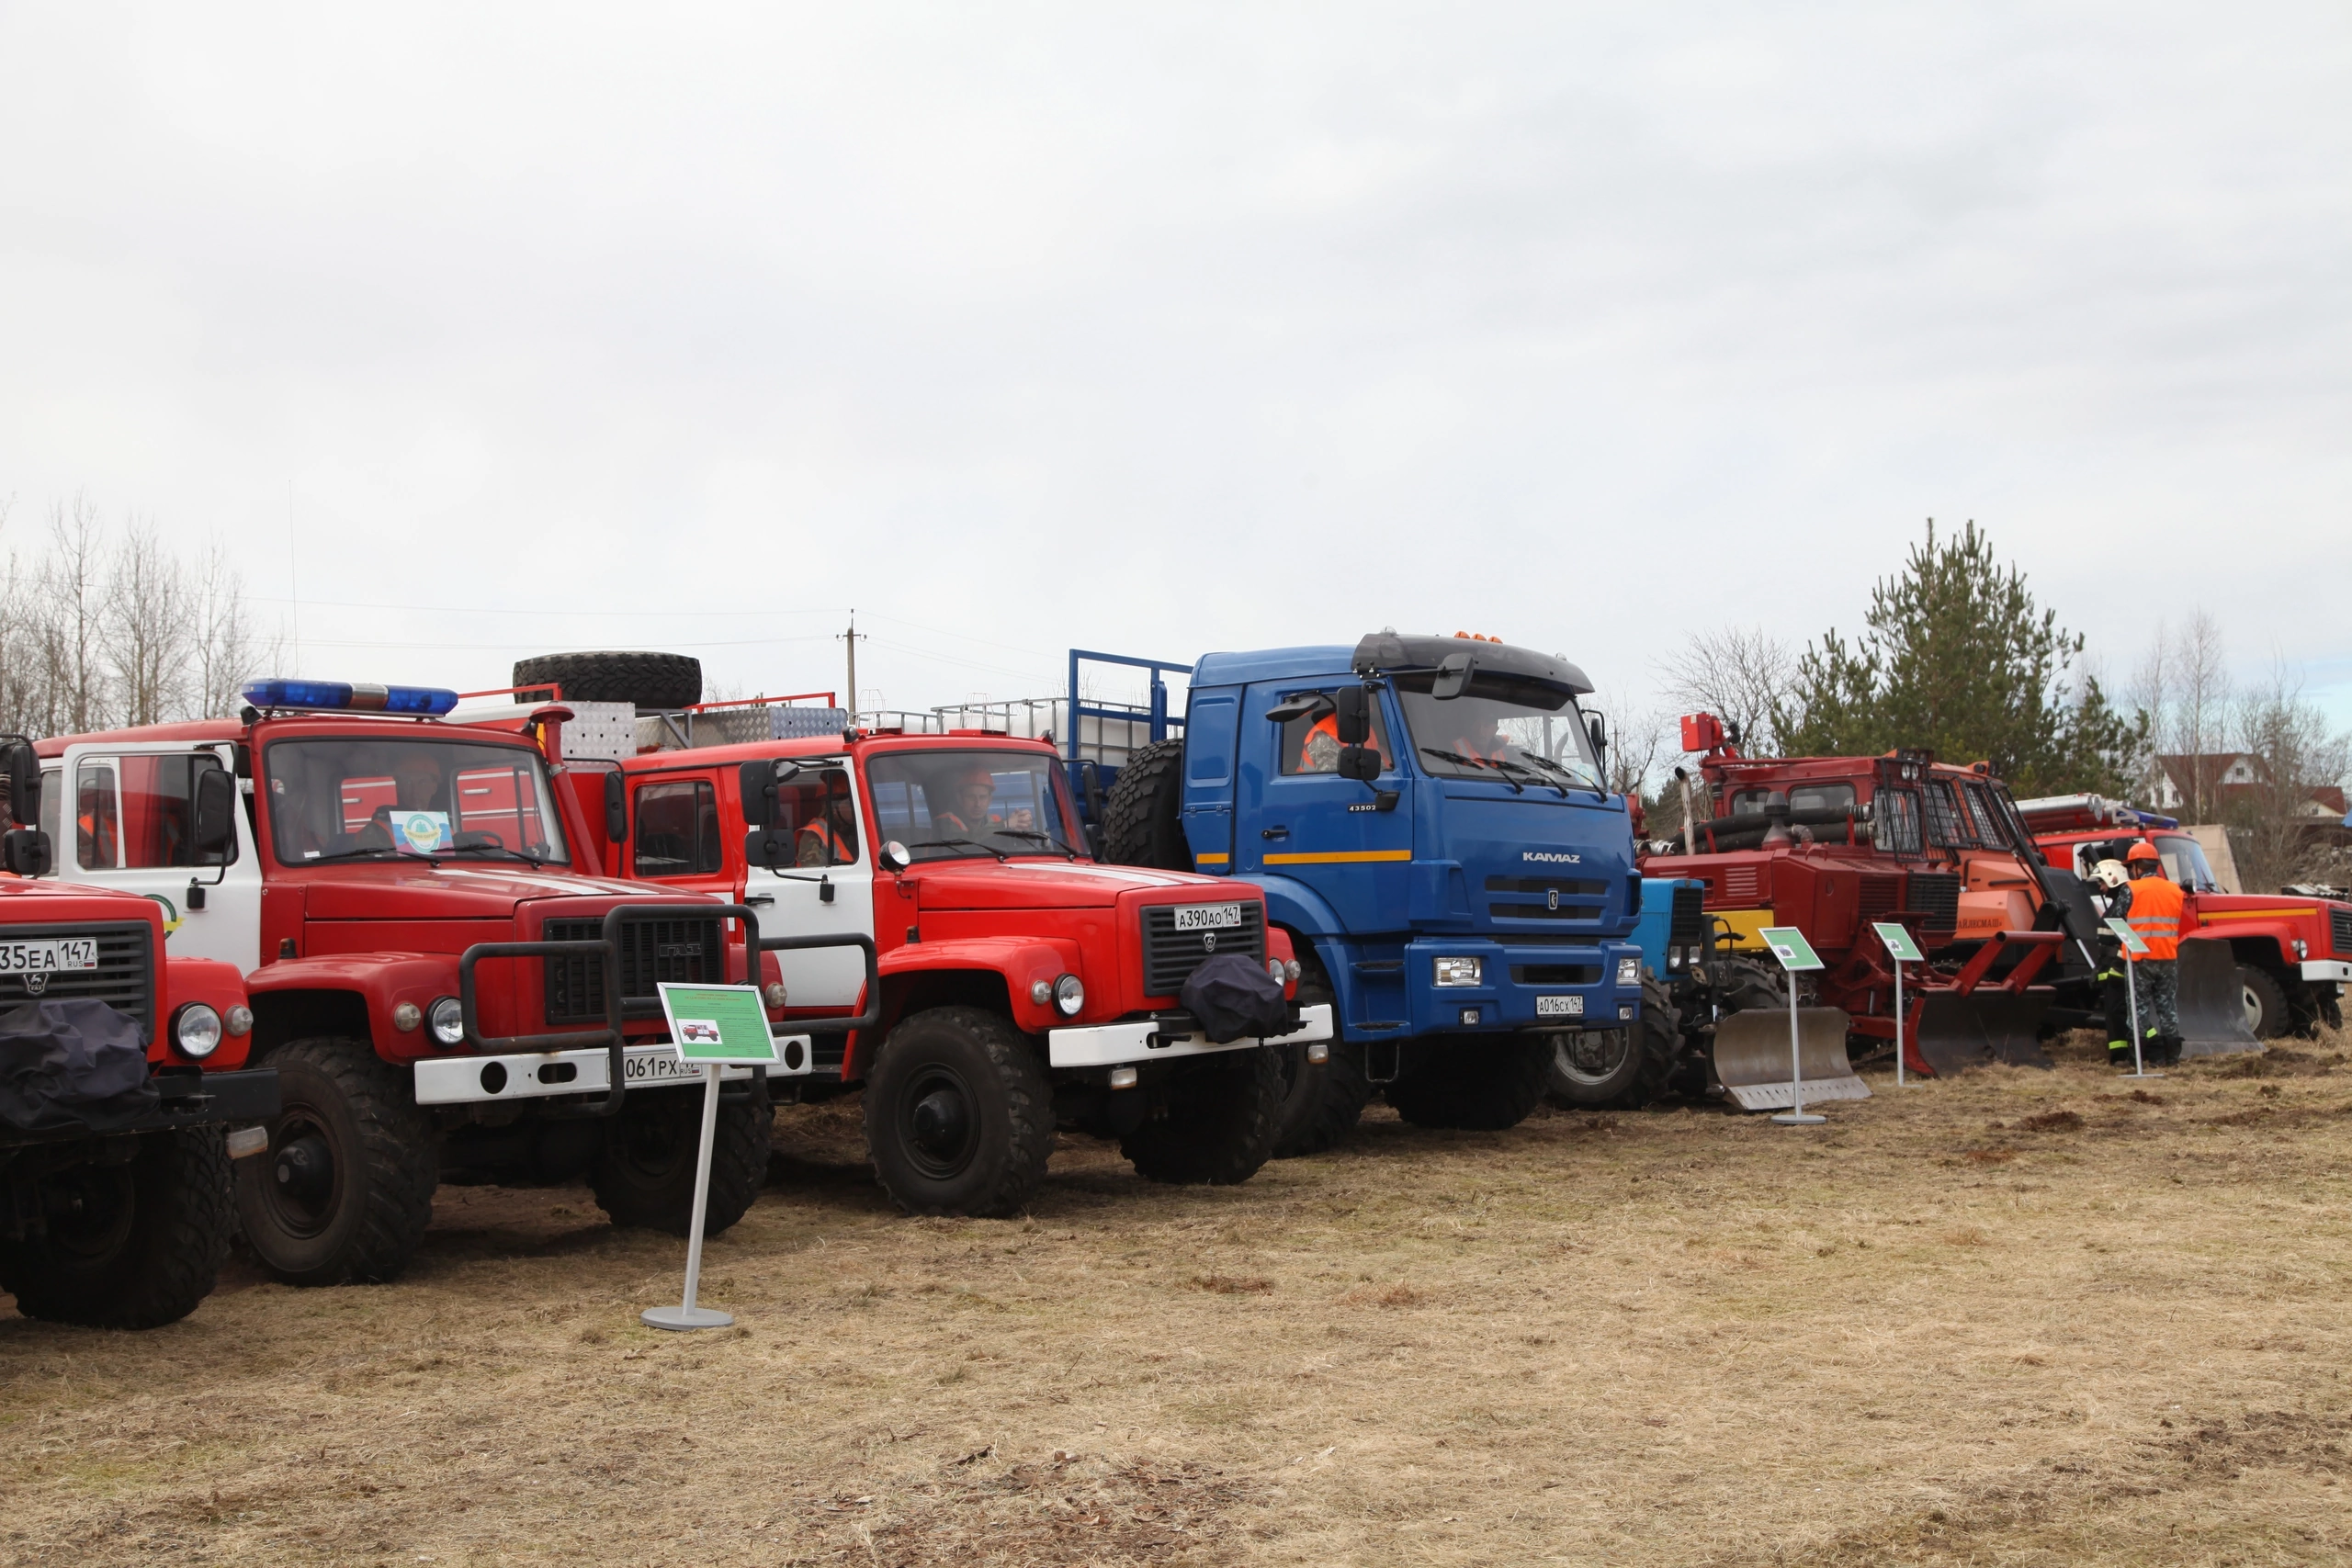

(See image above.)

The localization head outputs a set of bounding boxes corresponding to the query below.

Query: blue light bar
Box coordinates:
[243,678,460,716]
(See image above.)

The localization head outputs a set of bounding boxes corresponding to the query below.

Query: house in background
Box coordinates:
[2149,752,2351,824]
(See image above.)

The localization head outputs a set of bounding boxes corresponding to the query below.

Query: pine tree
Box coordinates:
[1776,520,2144,795]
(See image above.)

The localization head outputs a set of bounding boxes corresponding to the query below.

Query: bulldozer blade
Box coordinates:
[1712,1008,1869,1111]
[1912,991,2053,1076]
[2175,939,2263,1058]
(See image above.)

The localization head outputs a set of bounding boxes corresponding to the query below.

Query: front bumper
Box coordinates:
[1048,1004,1334,1069]
[2303,960,2352,984]
[1405,938,1645,1035]
[0,1067,280,1149]
[413,1037,813,1107]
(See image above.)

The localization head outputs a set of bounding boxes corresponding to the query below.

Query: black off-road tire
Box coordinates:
[0,1127,232,1328]
[865,1008,1054,1217]
[233,1038,438,1287]
[2239,965,2292,1039]
[590,1088,773,1236]
[1385,1035,1555,1131]
[1102,739,1192,871]
[1123,1044,1284,1184]
[513,651,702,712]
[1272,944,1371,1157]
[1546,977,1681,1110]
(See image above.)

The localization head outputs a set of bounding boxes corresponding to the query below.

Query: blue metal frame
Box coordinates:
[1065,648,1191,765]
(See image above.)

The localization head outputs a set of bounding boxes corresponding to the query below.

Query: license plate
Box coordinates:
[1536,995,1584,1018]
[0,939,99,976]
[1172,903,1245,931]
[621,1047,708,1085]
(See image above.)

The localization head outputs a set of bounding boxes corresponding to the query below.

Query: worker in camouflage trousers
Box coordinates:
[2088,859,2135,1067]
[2125,842,2186,1066]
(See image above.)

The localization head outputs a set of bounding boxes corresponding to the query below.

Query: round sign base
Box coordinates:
[2117,1069,2166,1080]
[642,1304,734,1331]
[1770,1111,1826,1126]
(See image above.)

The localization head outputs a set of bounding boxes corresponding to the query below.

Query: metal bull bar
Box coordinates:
[757,931,883,1046]
[1905,929,2064,1077]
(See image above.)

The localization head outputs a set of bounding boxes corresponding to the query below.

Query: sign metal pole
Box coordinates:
[1871,922,1923,1089]
[642,981,780,1332]
[1894,956,1905,1088]
[1761,926,1826,1126]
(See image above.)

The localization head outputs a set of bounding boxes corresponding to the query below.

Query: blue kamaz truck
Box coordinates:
[1082,632,1649,1154]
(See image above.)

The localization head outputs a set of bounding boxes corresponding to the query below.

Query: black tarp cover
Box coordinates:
[0,998,158,1134]
[1180,953,1292,1044]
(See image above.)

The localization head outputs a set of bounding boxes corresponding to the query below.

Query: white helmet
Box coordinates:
[2091,858,2129,890]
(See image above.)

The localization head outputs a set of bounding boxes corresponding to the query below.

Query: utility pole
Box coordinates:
[838,610,867,718]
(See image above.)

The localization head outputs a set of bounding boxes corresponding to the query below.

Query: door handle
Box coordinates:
[1261,826,1289,840]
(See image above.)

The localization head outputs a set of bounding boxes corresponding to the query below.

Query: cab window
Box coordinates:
[774,775,860,868]
[2154,834,2220,893]
[74,762,121,870]
[109,753,237,868]
[1277,699,1394,778]
[1788,782,1855,816]
[634,779,723,876]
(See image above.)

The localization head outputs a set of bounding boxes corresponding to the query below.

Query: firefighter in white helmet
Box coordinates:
[2088,858,2133,1067]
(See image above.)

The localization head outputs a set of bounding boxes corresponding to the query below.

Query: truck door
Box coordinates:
[736,766,874,1011]
[1238,683,1413,931]
[46,741,265,972]
[1180,690,1239,872]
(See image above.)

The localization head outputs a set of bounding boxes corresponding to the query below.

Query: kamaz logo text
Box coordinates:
[1521,852,1582,864]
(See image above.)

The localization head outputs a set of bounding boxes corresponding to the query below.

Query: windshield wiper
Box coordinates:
[1512,752,1591,798]
[910,837,1010,863]
[1419,747,1525,794]
[301,845,406,864]
[991,829,1077,860]
[446,844,553,866]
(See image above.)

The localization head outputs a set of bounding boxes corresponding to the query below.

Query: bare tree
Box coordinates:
[1657,626,1794,756]
[102,522,192,727]
[2228,660,2352,893]
[40,496,112,735]
[190,540,279,717]
[2133,611,2233,819]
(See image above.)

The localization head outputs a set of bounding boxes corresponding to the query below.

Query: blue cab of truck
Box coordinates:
[1092,632,1646,1152]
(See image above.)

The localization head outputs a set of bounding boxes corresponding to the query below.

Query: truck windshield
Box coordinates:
[2153,834,2221,893]
[864,750,1080,863]
[1391,673,1602,792]
[263,738,571,866]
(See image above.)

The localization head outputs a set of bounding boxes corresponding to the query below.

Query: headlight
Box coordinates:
[763,981,789,1009]
[1668,945,1683,969]
[1617,957,1642,987]
[392,1001,422,1032]
[1031,979,1052,1005]
[1285,959,1303,983]
[428,996,467,1046]
[1433,956,1482,987]
[174,1003,222,1058]
[1054,974,1085,1017]
[225,1005,253,1037]
[1266,958,1286,983]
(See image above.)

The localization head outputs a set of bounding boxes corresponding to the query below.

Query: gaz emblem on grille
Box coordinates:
[1203,932,1219,953]
[21,972,50,996]
[656,942,701,959]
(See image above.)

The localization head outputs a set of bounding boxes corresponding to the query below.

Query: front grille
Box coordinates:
[1510,964,1600,985]
[1491,902,1603,920]
[542,915,726,1022]
[1905,873,1961,933]
[1856,876,1903,919]
[0,921,154,1037]
[1141,903,1265,998]
[1485,875,1605,897]
[1669,885,1709,953]
[2333,908,2352,957]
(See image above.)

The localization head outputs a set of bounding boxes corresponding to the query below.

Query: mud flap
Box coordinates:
[1712,1007,1869,1111]
[2175,939,2262,1057]
[1910,990,2053,1075]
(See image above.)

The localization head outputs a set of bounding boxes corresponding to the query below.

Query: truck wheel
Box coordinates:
[1124,1045,1283,1184]
[1547,977,1680,1110]
[590,1087,772,1236]
[512,650,702,711]
[0,1127,232,1329]
[233,1038,438,1287]
[1272,946,1371,1156]
[2239,966,2291,1039]
[864,1008,1054,1217]
[1385,1036,1555,1131]
[1101,739,1191,870]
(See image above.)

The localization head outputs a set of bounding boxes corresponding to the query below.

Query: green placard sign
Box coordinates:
[1758,925,1825,973]
[2104,915,2150,956]
[1871,921,1924,964]
[657,983,780,1063]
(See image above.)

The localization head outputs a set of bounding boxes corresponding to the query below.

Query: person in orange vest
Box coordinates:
[1298,713,1391,774]
[796,795,859,868]
[2088,858,2135,1067]
[76,773,119,870]
[932,764,1001,838]
[2124,840,2186,1066]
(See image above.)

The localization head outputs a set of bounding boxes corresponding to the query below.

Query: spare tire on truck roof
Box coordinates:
[513,651,702,712]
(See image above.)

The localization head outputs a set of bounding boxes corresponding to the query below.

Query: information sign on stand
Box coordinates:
[2103,917,2161,1080]
[643,983,779,1331]
[1872,921,1925,1087]
[1758,927,1827,1126]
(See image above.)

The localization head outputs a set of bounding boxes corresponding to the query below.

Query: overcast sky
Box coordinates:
[2,4,2346,734]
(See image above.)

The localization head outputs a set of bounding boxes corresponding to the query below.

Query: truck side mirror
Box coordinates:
[604,770,628,844]
[738,761,775,826]
[1,739,39,829]
[1430,652,1473,701]
[1,829,51,877]
[1332,684,1373,747]
[879,840,911,874]
[191,768,238,861]
[743,826,793,872]
[1585,711,1609,769]
[1336,746,1382,783]
[1262,692,1335,725]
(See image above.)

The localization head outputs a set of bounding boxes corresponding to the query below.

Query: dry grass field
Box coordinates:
[6,1027,2352,1567]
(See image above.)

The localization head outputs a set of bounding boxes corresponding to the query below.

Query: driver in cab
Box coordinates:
[930,765,1001,838]
[354,752,446,851]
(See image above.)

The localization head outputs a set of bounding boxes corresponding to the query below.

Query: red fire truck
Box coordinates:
[0,739,277,1326]
[578,722,1331,1215]
[32,679,802,1287]
[2019,795,2350,1038]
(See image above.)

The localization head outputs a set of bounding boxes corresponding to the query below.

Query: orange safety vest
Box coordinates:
[1301,714,1387,773]
[796,817,854,867]
[2126,874,2185,960]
